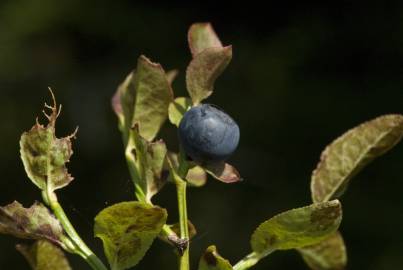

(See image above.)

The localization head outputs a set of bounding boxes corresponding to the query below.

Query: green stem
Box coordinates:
[174,147,190,270]
[123,128,185,251]
[45,192,108,270]
[233,252,261,270]
[176,178,189,270]
[169,149,190,270]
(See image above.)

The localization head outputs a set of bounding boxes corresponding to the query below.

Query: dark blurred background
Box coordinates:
[1,1,403,269]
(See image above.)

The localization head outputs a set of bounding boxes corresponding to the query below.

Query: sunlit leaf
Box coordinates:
[186,46,232,105]
[251,200,342,254]
[128,125,168,201]
[198,245,232,270]
[94,201,167,270]
[298,231,347,270]
[204,162,241,183]
[114,55,173,141]
[17,240,72,270]
[20,92,76,192]
[311,114,403,202]
[134,55,174,140]
[0,201,65,247]
[186,165,208,187]
[168,97,192,127]
[188,23,223,57]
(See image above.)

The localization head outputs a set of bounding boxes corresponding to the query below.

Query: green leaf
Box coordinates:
[204,162,241,183]
[311,114,403,203]
[129,125,168,201]
[188,23,223,57]
[17,240,72,270]
[298,231,347,270]
[186,46,232,105]
[115,70,136,134]
[20,93,76,192]
[186,23,230,104]
[94,201,167,270]
[168,97,192,127]
[198,245,233,270]
[165,152,207,187]
[186,165,208,187]
[116,55,173,141]
[133,55,173,140]
[0,201,65,247]
[251,200,342,254]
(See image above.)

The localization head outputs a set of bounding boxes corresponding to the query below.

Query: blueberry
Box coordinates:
[178,104,240,163]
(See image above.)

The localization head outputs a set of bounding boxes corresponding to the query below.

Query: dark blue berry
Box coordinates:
[178,104,240,163]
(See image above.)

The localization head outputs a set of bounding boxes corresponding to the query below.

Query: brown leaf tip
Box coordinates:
[68,127,79,140]
[139,55,163,69]
[42,88,62,127]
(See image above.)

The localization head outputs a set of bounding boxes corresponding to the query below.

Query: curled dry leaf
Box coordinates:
[0,201,65,247]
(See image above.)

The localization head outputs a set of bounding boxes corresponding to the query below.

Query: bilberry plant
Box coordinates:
[1,22,403,270]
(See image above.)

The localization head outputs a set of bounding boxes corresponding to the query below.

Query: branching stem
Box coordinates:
[44,191,108,270]
[171,150,190,270]
[176,178,189,270]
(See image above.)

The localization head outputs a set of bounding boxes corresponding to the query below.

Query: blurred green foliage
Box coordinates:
[1,1,403,269]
